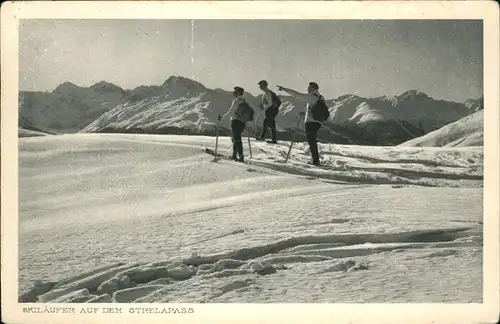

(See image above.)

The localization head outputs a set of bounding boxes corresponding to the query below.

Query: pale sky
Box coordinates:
[19,19,483,102]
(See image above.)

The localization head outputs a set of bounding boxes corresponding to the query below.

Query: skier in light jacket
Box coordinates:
[277,82,324,166]
[219,86,252,162]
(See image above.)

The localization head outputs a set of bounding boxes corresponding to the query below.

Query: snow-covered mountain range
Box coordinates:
[19,81,127,134]
[19,76,483,146]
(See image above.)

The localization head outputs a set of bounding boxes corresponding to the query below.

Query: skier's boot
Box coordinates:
[308,160,321,166]
[236,140,244,163]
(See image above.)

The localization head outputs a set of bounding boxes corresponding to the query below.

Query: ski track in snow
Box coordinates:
[19,134,483,303]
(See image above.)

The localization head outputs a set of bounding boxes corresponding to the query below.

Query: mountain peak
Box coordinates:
[162,76,206,91]
[336,94,363,101]
[398,90,429,101]
[90,81,125,93]
[53,82,80,93]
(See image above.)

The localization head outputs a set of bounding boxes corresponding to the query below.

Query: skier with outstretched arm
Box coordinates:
[218,86,255,163]
[277,82,329,166]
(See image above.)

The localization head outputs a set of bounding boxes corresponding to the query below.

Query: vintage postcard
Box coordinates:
[1,1,499,324]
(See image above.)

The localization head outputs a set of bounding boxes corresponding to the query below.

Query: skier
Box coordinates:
[256,80,281,144]
[276,82,329,166]
[218,86,254,163]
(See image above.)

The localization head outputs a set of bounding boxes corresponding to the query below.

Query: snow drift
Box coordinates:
[399,110,483,147]
[19,133,483,303]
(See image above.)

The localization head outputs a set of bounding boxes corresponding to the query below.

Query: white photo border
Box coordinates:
[1,1,499,324]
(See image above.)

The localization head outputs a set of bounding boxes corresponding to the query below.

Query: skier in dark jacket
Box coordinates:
[256,80,280,144]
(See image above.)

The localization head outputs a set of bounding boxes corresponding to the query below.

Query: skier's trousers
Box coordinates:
[260,107,278,141]
[231,119,246,158]
[305,121,321,164]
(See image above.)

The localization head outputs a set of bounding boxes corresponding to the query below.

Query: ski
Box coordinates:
[306,162,329,169]
[277,151,328,168]
[203,148,250,165]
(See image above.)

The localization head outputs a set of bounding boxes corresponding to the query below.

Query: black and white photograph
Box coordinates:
[1,1,499,323]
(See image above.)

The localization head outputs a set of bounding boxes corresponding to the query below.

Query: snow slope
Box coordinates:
[19,134,483,303]
[399,110,483,148]
[18,128,50,138]
[78,77,476,145]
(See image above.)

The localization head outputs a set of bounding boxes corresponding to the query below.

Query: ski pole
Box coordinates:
[247,132,252,159]
[285,114,303,163]
[214,116,220,162]
[244,125,253,159]
[251,110,261,139]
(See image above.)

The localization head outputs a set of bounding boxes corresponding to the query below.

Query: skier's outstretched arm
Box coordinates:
[277,86,317,105]
[277,86,304,97]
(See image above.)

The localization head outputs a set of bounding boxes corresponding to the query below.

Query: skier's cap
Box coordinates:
[233,86,245,93]
[258,80,268,86]
[308,82,319,90]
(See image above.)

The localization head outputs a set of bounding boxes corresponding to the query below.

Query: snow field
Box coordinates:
[19,134,483,303]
